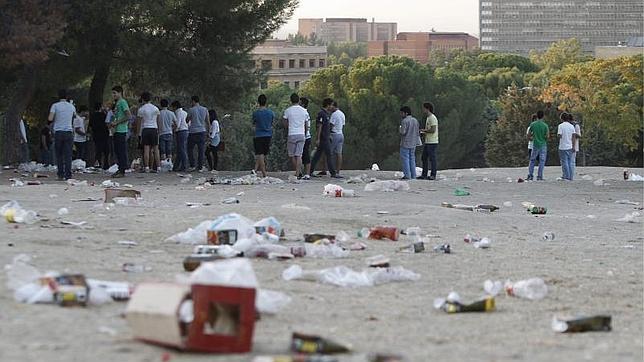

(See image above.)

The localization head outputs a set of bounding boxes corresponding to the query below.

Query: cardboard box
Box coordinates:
[104,189,141,203]
[126,283,256,353]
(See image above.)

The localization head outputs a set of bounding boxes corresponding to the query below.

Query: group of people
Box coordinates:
[526,110,581,181]
[397,102,440,180]
[252,93,346,180]
[46,86,221,180]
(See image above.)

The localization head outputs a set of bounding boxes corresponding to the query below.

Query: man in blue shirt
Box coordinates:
[252,94,274,178]
[186,95,209,172]
[48,89,76,180]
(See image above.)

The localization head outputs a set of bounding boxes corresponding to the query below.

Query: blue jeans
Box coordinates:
[528,145,547,180]
[113,132,129,173]
[571,151,577,178]
[421,143,438,178]
[310,139,336,176]
[188,132,206,170]
[159,133,173,157]
[55,131,73,179]
[559,149,574,180]
[174,130,189,171]
[400,147,416,179]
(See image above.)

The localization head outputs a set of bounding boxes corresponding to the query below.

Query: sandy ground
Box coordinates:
[0,166,642,362]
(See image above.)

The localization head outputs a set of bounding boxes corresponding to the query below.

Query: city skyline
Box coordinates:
[275,0,480,38]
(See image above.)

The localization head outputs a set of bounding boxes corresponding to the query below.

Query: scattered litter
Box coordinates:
[18,162,57,173]
[615,200,639,205]
[364,180,409,192]
[484,280,503,296]
[463,234,491,249]
[349,242,367,251]
[282,264,420,288]
[433,293,495,313]
[453,188,470,196]
[581,175,593,181]
[552,315,612,333]
[528,205,547,215]
[393,171,404,179]
[186,202,211,208]
[281,203,311,211]
[206,174,284,185]
[543,232,555,241]
[104,189,140,203]
[10,179,24,187]
[72,197,101,202]
[505,278,548,300]
[71,159,86,171]
[254,217,284,237]
[1,201,37,224]
[222,197,240,204]
[616,212,641,223]
[346,174,375,184]
[367,226,400,241]
[183,245,241,271]
[628,173,644,181]
[593,179,605,186]
[303,244,349,258]
[398,242,425,253]
[366,255,390,268]
[432,244,451,254]
[117,240,138,246]
[236,192,245,196]
[291,332,351,354]
[60,220,90,228]
[441,202,499,212]
[57,208,69,216]
[323,184,343,196]
[160,159,173,172]
[66,179,88,186]
[377,211,389,215]
[371,164,380,171]
[121,263,152,273]
[304,234,336,243]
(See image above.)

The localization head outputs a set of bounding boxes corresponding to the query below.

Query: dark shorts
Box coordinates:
[254,136,271,155]
[141,128,158,146]
[303,138,312,164]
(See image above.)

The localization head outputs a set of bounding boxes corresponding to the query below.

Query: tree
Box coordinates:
[528,38,590,87]
[0,0,66,164]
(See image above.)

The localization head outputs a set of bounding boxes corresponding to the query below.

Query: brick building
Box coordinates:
[251,40,328,89]
[368,32,480,63]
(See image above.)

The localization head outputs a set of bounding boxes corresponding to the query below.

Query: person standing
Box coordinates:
[526,114,537,159]
[570,113,581,178]
[419,102,439,180]
[527,110,549,181]
[557,112,576,181]
[138,92,161,172]
[329,101,345,176]
[39,125,52,166]
[310,98,340,179]
[399,106,420,180]
[73,105,88,161]
[252,94,274,178]
[19,117,29,164]
[299,97,312,179]
[158,99,177,163]
[109,86,132,178]
[48,89,76,181]
[205,109,221,171]
[282,93,309,178]
[90,103,109,170]
[171,100,189,172]
[186,96,209,172]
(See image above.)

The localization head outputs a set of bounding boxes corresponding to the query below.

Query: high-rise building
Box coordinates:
[298,18,397,43]
[480,0,644,55]
[251,40,328,89]
[368,32,479,63]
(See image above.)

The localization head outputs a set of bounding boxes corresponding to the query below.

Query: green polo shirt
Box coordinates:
[529,119,549,147]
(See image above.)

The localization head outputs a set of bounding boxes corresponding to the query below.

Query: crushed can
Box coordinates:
[207,229,238,245]
[552,315,612,333]
[368,226,400,241]
[304,234,336,243]
[291,332,351,355]
[438,296,495,314]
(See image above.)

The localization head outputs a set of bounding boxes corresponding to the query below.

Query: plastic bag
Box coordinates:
[1,201,37,224]
[71,159,86,171]
[282,264,420,288]
[304,244,349,258]
[364,180,410,192]
[254,217,283,236]
[107,164,119,174]
[371,163,380,171]
[256,289,292,314]
[323,184,344,196]
[160,159,173,172]
[166,220,212,244]
[209,213,256,241]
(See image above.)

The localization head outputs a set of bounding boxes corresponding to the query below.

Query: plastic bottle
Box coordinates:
[542,232,555,241]
[505,278,548,300]
[121,263,151,273]
[340,189,355,197]
[222,197,240,204]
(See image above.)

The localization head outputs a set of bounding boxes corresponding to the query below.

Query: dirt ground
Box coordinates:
[0,166,642,362]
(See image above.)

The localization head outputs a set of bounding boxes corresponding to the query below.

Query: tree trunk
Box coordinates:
[88,61,112,109]
[2,65,37,165]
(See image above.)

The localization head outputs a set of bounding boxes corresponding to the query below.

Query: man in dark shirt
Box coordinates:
[309,98,340,179]
[40,126,52,166]
[89,102,110,170]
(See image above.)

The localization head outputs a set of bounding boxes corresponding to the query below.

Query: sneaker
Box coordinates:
[310,173,321,178]
[302,174,311,180]
[416,176,427,180]
[316,171,327,176]
[537,177,544,181]
[331,174,344,179]
[251,170,257,176]
[428,176,436,180]
[526,175,534,181]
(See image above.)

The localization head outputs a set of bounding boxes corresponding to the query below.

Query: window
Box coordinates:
[294,81,300,89]
[279,60,285,69]
[299,59,305,68]
[309,59,315,67]
[260,60,272,70]
[319,59,325,67]
[289,59,295,68]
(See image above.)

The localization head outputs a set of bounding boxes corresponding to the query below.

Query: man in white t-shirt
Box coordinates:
[557,112,577,181]
[571,114,581,178]
[137,91,161,172]
[282,93,309,178]
[171,100,189,172]
[329,101,346,176]
[73,106,88,161]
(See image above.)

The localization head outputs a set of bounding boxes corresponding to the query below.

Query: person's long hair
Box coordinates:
[209,109,218,122]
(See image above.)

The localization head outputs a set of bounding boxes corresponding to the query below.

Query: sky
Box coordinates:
[275,0,480,38]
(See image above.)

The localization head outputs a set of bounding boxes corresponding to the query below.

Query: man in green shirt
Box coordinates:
[527,110,549,181]
[108,85,132,178]
[419,102,439,180]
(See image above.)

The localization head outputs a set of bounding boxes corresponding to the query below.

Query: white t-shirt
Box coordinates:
[574,124,581,152]
[330,109,346,135]
[526,126,533,149]
[557,122,575,150]
[210,120,220,138]
[283,105,308,136]
[73,116,87,142]
[139,103,160,129]
[175,108,189,131]
[19,119,27,142]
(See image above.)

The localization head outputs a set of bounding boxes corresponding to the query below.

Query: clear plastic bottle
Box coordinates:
[505,278,548,300]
